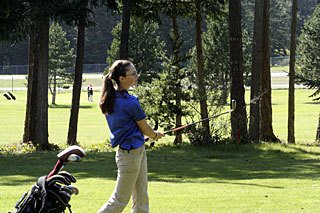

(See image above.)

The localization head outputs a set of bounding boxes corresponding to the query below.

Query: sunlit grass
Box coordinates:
[0,87,319,146]
[1,143,320,212]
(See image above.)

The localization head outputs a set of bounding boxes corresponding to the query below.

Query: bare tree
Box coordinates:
[67,15,86,145]
[229,0,248,142]
[23,1,49,149]
[195,0,210,138]
[249,0,263,141]
[259,0,279,142]
[287,0,298,144]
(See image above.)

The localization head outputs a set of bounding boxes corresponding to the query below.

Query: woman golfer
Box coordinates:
[98,60,164,213]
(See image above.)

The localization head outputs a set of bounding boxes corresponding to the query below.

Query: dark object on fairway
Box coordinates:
[9,145,85,213]
[8,92,16,100]
[4,93,11,100]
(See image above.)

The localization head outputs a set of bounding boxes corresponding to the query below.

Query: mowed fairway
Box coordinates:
[0,87,320,212]
[1,144,320,212]
[0,88,319,146]
[0,90,108,147]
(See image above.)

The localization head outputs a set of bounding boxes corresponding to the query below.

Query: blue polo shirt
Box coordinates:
[105,91,146,149]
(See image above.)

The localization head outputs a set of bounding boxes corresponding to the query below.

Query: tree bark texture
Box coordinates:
[259,0,279,142]
[229,0,248,142]
[120,0,130,60]
[67,16,85,145]
[195,0,210,138]
[316,113,320,141]
[287,0,298,144]
[171,14,182,145]
[52,69,57,105]
[23,2,49,149]
[249,0,263,141]
[23,24,38,144]
[36,11,49,148]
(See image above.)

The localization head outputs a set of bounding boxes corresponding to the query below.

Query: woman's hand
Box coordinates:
[153,131,165,141]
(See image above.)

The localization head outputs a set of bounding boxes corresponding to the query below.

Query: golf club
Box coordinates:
[149,99,237,147]
[11,146,85,213]
[47,145,85,178]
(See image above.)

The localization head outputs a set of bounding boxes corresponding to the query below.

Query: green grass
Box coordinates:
[0,90,108,146]
[1,78,320,212]
[0,79,27,88]
[1,88,318,146]
[270,89,319,143]
[271,66,289,73]
[0,73,103,89]
[1,143,320,212]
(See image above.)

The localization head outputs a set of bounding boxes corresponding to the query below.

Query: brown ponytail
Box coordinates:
[99,60,132,114]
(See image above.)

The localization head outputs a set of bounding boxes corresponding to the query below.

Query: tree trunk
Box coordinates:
[249,0,263,141]
[229,0,248,143]
[120,0,130,59]
[171,15,182,145]
[195,0,210,138]
[316,113,320,141]
[259,0,279,142]
[36,12,49,149]
[52,69,57,105]
[67,16,85,145]
[23,2,49,149]
[23,24,38,144]
[287,0,298,144]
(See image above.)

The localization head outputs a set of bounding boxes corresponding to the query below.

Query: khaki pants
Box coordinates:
[98,145,149,213]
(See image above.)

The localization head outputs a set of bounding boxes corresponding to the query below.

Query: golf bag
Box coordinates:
[10,145,85,213]
[10,172,78,213]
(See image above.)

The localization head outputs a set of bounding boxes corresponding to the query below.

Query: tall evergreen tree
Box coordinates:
[49,22,75,105]
[296,4,320,101]
[107,17,165,82]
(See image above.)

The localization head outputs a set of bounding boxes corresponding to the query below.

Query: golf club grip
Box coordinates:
[149,125,188,148]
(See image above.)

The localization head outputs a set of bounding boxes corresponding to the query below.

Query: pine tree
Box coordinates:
[49,22,75,105]
[296,5,320,101]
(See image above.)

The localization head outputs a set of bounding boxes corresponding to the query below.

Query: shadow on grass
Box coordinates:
[49,104,93,109]
[304,101,320,105]
[1,143,320,187]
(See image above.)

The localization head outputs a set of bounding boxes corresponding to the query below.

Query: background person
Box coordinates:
[98,60,164,213]
[87,84,93,102]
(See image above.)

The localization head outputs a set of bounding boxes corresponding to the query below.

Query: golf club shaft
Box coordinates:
[47,159,64,178]
[149,100,236,146]
[163,110,233,135]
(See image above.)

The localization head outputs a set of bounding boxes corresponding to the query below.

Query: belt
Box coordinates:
[119,146,134,153]
[118,145,144,154]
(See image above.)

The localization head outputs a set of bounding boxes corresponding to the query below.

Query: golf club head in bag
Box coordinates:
[57,145,85,162]
[10,171,79,213]
[10,146,85,213]
[48,145,85,178]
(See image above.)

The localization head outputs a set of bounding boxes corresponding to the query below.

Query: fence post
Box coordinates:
[316,113,320,142]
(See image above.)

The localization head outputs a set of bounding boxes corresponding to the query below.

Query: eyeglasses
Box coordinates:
[125,71,138,77]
